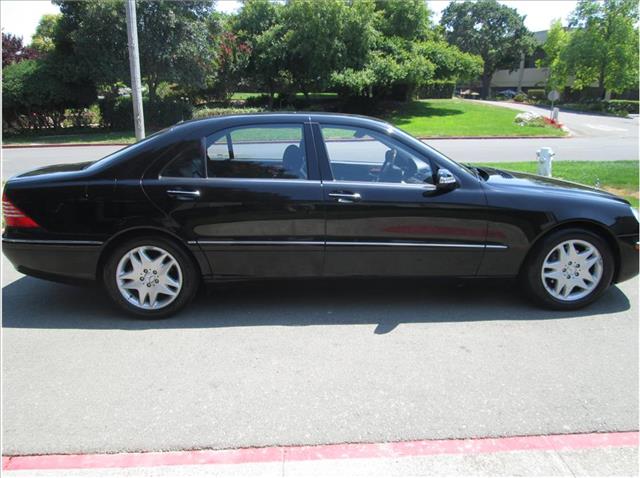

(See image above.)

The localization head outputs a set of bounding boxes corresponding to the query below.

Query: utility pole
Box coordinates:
[125,0,145,140]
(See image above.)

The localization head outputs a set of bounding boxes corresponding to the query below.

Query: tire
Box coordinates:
[103,236,199,318]
[522,228,614,310]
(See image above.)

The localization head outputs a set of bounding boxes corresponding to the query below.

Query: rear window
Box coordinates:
[206,124,307,180]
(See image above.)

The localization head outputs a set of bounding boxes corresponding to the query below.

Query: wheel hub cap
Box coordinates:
[541,239,603,302]
[116,245,183,310]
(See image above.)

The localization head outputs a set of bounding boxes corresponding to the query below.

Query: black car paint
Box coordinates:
[3,113,638,287]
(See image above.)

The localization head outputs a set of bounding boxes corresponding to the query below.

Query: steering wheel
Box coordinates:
[377,148,397,182]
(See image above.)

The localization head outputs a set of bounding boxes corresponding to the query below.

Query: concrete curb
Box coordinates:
[3,431,637,472]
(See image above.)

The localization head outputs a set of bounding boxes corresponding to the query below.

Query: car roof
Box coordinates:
[172,112,394,135]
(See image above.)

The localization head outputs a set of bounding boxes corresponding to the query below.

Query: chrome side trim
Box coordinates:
[328,180,437,191]
[190,239,508,249]
[2,238,103,246]
[194,240,324,246]
[326,241,485,248]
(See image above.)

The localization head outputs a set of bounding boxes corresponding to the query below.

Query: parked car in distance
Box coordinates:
[3,113,639,318]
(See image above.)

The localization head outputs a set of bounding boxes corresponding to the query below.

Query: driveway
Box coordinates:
[474,100,639,138]
[3,256,638,456]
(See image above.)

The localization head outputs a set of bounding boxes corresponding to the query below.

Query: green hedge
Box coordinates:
[527,88,546,100]
[558,100,639,116]
[192,106,265,119]
[606,100,639,114]
[99,96,193,130]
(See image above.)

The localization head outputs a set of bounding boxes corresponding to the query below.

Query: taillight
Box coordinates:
[2,192,40,228]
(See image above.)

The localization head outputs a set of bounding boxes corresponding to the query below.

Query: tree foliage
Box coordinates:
[2,32,38,68]
[53,0,216,99]
[31,14,61,53]
[564,0,638,96]
[440,0,533,98]
[537,19,570,93]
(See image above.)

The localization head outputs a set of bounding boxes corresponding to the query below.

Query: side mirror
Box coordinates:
[436,168,458,191]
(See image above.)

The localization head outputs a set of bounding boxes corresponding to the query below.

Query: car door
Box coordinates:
[142,121,325,280]
[314,122,488,277]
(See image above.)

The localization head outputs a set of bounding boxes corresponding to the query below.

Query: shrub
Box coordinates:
[192,106,265,119]
[558,100,638,117]
[605,100,639,115]
[513,93,528,103]
[63,105,101,128]
[99,96,193,130]
[418,81,455,99]
[514,111,545,127]
[527,88,546,100]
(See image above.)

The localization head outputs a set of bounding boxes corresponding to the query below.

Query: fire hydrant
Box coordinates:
[537,147,555,177]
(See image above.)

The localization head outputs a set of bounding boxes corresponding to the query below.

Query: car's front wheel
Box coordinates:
[523,229,614,310]
[103,236,199,318]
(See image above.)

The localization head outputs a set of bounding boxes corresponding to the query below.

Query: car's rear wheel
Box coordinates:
[103,236,199,318]
[522,229,614,310]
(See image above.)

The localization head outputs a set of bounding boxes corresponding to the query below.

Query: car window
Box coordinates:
[206,124,307,180]
[319,125,433,184]
[160,140,205,178]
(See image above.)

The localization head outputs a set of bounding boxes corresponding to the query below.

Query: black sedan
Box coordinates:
[3,113,638,317]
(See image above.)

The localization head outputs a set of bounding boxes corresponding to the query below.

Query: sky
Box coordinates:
[1,0,579,43]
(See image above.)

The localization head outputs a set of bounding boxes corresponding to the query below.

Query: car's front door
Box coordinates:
[314,123,488,277]
[143,122,325,280]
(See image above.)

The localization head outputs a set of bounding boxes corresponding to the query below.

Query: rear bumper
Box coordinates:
[615,234,639,284]
[2,238,101,284]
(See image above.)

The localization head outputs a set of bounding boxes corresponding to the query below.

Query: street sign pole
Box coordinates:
[547,90,560,121]
[125,0,145,140]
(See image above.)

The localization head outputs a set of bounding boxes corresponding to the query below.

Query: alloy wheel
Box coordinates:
[541,239,603,302]
[116,245,183,310]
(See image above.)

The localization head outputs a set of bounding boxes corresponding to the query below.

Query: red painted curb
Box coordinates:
[3,143,130,149]
[3,431,637,471]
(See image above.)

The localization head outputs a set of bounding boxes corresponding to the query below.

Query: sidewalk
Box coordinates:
[4,432,638,477]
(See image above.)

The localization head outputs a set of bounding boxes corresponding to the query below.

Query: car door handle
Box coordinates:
[328,192,362,203]
[167,189,201,199]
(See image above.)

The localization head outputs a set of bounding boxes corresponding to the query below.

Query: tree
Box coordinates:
[2,32,38,68]
[440,0,533,98]
[564,0,639,98]
[3,58,95,131]
[53,0,216,100]
[31,14,61,53]
[232,0,289,106]
[537,19,570,93]
[281,0,355,96]
[375,0,431,41]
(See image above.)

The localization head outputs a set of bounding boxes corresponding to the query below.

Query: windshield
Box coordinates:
[84,128,169,171]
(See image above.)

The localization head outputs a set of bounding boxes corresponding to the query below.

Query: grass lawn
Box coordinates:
[385,98,566,138]
[4,97,566,145]
[4,131,136,145]
[478,160,639,207]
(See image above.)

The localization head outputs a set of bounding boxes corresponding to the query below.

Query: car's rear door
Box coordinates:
[142,120,325,280]
[314,122,488,277]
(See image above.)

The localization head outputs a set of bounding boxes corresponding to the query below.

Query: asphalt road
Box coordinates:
[3,256,638,455]
[2,107,638,178]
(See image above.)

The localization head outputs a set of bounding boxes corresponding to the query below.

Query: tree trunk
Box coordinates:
[597,61,607,100]
[480,72,492,99]
[268,86,274,110]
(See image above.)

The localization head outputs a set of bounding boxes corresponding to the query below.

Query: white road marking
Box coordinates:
[585,124,628,132]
